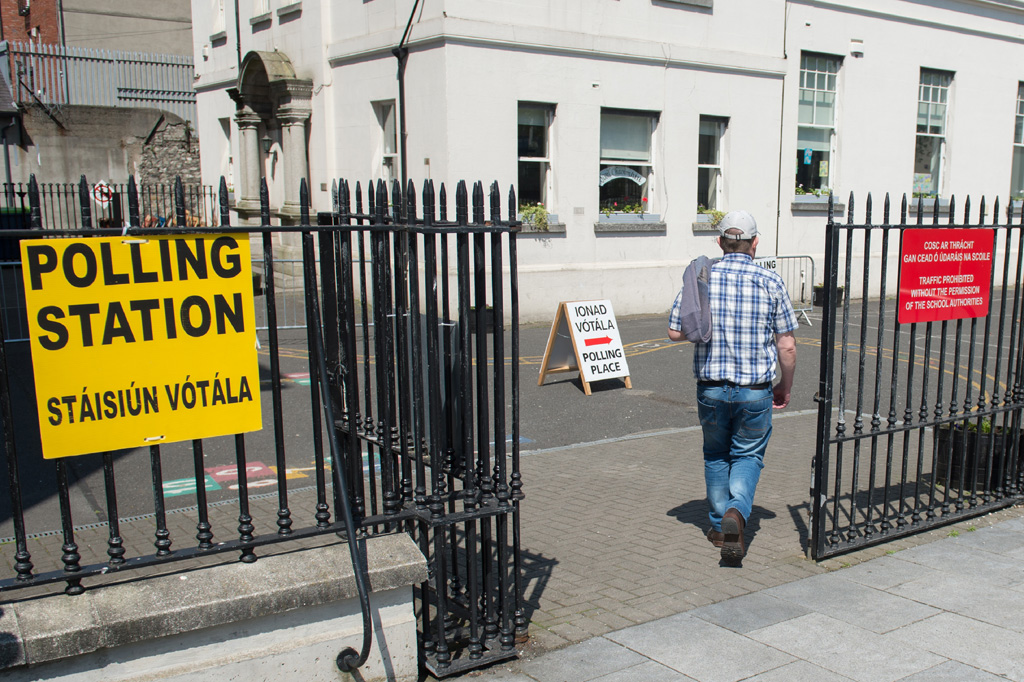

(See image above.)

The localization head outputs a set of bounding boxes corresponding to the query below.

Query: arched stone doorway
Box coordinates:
[232,50,312,224]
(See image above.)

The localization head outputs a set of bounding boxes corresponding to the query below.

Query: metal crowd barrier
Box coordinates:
[755,254,815,325]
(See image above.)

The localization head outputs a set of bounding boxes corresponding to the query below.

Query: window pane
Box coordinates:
[518,160,545,205]
[382,104,396,155]
[600,113,652,161]
[796,126,831,191]
[697,167,720,210]
[914,135,941,195]
[798,90,815,125]
[518,107,547,127]
[795,149,831,191]
[929,103,946,135]
[698,121,720,165]
[815,91,835,126]
[917,102,930,133]
[1012,146,1024,197]
[599,164,648,210]
[797,126,830,152]
[519,123,546,157]
[518,105,550,158]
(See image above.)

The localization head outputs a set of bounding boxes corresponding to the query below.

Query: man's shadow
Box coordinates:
[667,499,776,566]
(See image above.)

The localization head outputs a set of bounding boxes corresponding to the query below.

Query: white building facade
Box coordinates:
[190,0,1024,321]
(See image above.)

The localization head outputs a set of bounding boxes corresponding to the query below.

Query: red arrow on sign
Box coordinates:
[585,336,612,346]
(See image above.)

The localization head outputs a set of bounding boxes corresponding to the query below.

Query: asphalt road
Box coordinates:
[0,303,828,540]
[519,310,823,451]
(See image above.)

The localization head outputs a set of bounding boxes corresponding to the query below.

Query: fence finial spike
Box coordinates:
[174,176,186,227]
[219,176,230,227]
[489,180,501,224]
[300,177,310,225]
[260,177,270,227]
[456,180,468,225]
[79,174,93,228]
[28,174,41,229]
[472,180,485,224]
[128,176,140,228]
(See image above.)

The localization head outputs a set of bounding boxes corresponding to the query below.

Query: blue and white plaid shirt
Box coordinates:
[669,253,798,385]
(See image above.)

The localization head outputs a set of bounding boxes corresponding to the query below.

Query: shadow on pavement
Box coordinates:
[666,499,777,551]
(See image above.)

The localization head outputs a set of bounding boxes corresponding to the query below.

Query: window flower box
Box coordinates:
[693,216,718,232]
[598,212,660,223]
[516,212,564,234]
[910,196,951,216]
[791,194,844,214]
[594,213,665,233]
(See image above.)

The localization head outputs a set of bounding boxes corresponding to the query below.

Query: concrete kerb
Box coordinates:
[1,532,427,681]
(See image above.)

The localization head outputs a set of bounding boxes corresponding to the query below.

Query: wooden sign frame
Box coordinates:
[537,300,632,396]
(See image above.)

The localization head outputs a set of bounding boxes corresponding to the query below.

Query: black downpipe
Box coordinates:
[392,0,421,190]
[300,214,373,673]
[2,120,16,205]
[235,0,243,73]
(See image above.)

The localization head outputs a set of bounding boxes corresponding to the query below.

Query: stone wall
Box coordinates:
[11,104,201,186]
[137,118,201,187]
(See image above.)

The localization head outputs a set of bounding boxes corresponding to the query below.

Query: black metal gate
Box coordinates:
[811,194,1024,559]
[320,178,525,675]
[0,174,524,677]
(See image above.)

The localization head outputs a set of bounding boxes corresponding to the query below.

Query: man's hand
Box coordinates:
[772,384,790,409]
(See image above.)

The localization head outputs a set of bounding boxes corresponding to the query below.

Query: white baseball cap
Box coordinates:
[718,210,758,240]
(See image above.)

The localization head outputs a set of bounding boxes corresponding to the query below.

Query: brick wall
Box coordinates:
[1,0,62,44]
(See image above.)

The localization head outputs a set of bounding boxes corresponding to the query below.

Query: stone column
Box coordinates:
[234,107,262,212]
[278,109,309,217]
[269,78,313,221]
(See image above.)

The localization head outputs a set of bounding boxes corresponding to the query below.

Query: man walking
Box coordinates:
[667,210,798,564]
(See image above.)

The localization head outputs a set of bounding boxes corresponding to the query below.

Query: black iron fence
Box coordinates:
[0,178,219,232]
[0,174,523,677]
[812,194,1024,559]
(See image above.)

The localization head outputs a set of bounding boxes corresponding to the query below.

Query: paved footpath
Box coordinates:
[447,410,1024,681]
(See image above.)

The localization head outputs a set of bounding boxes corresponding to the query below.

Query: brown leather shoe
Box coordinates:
[721,508,745,564]
[707,529,724,547]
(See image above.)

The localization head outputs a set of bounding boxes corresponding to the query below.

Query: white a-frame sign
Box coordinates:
[537,300,632,396]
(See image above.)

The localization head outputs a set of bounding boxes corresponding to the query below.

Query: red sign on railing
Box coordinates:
[898,228,995,324]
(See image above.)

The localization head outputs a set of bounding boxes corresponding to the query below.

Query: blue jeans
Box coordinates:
[697,384,773,531]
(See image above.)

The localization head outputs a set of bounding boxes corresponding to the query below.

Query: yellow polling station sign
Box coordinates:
[20,234,262,459]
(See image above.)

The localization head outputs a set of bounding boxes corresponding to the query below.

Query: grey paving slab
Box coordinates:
[687,592,810,634]
[762,573,939,633]
[591,660,696,682]
[886,612,1024,681]
[516,636,647,682]
[749,612,945,682]
[605,613,795,682]
[741,660,856,682]
[897,660,1009,681]
[833,555,941,590]
[894,540,1023,586]
[951,525,1024,555]
[889,573,1024,632]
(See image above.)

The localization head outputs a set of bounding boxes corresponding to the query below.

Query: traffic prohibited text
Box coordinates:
[21,234,263,458]
[898,228,995,325]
